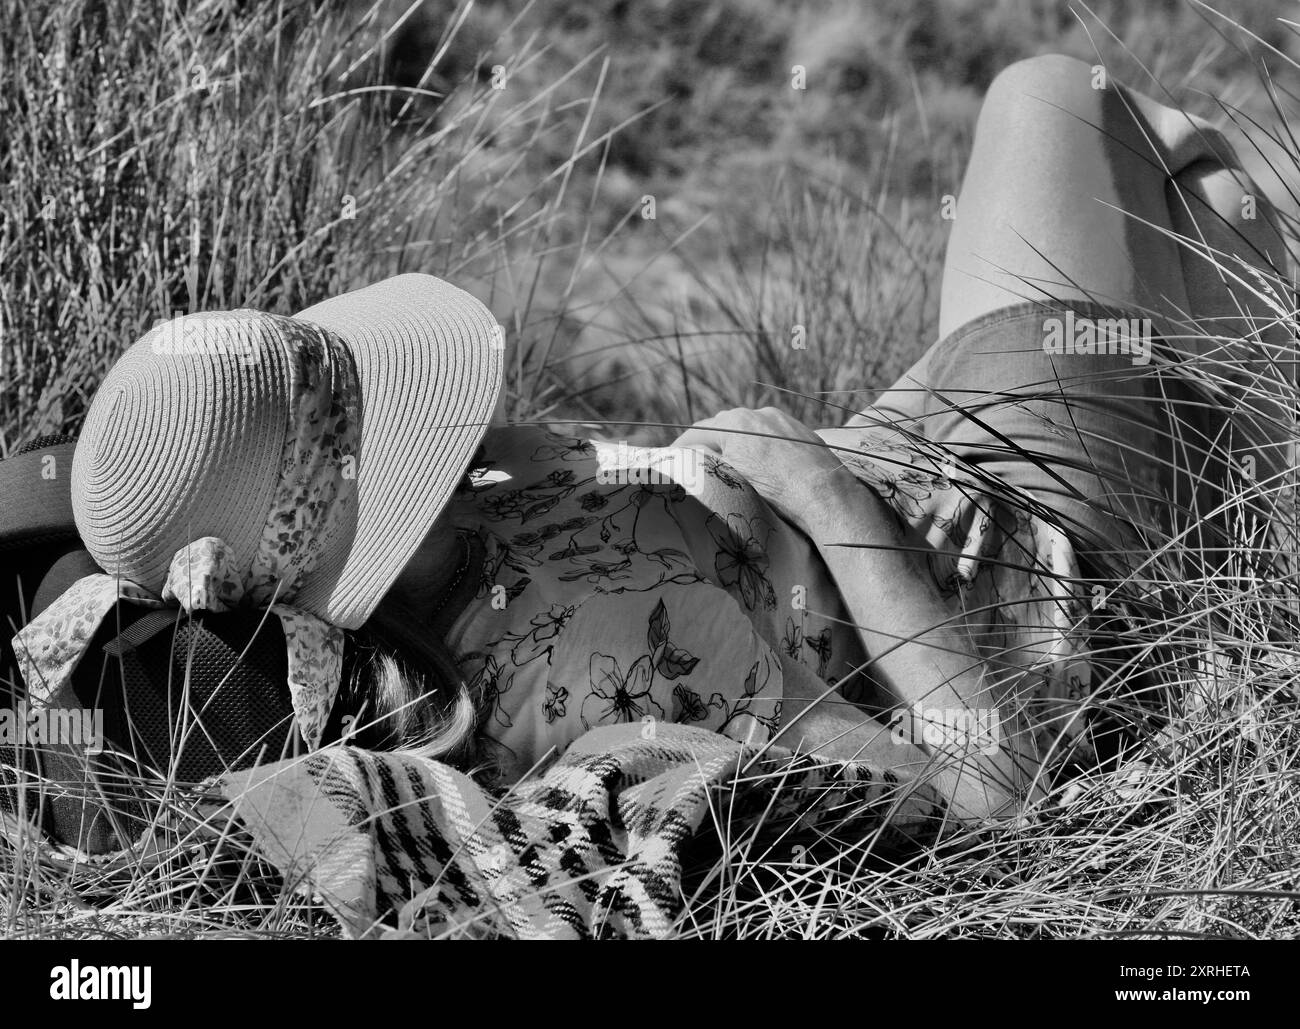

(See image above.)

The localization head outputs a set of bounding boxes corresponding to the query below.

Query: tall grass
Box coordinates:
[4,0,1300,939]
[0,0,642,447]
[586,168,944,437]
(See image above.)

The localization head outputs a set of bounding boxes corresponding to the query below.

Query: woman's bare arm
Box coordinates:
[676,407,1043,820]
[793,465,1043,818]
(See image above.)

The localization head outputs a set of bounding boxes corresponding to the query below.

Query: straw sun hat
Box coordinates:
[13,273,504,749]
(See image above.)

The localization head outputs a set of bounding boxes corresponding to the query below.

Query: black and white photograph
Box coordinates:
[0,0,1296,979]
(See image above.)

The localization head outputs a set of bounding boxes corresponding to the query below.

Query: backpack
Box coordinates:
[1,436,300,853]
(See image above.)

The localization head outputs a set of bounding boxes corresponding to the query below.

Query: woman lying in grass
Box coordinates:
[16,54,1292,827]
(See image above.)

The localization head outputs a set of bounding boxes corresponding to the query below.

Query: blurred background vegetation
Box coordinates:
[372,0,1300,430]
[3,0,1296,445]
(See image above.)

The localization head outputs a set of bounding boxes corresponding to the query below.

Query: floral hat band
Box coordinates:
[12,538,345,749]
[13,311,365,751]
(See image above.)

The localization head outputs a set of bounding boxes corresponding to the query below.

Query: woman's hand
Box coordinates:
[673,407,858,534]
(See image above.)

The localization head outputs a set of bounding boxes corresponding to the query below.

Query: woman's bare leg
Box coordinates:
[942,54,1232,334]
[864,53,1289,425]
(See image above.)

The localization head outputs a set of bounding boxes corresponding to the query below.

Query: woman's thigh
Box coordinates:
[935,53,1233,338]
[867,54,1235,423]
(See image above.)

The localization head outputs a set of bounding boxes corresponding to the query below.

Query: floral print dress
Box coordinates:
[443,425,1090,785]
[442,426,871,783]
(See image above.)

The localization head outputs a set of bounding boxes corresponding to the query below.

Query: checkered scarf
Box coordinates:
[219,723,946,939]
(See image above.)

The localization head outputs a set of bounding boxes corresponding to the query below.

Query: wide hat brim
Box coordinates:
[292,273,502,629]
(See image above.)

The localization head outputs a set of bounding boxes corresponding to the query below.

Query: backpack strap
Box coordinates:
[100,609,182,657]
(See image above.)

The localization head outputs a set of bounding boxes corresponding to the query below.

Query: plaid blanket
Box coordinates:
[219,723,946,939]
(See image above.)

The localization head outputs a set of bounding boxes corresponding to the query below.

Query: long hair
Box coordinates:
[326,463,487,765]
[333,600,479,762]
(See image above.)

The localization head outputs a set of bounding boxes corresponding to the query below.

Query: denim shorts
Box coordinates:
[828,300,1256,568]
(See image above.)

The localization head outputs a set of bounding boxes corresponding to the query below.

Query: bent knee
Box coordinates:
[982,53,1102,123]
